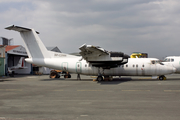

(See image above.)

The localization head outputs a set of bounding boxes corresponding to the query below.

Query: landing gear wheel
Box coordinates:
[68,74,71,78]
[55,73,60,78]
[97,76,103,82]
[159,75,166,80]
[163,76,166,80]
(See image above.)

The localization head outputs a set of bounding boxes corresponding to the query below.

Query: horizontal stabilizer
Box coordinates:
[5,25,39,34]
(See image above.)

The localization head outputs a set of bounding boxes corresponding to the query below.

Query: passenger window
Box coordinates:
[151,61,155,64]
[85,64,87,67]
[133,65,135,67]
[126,65,128,67]
[142,65,144,67]
[136,65,138,67]
[171,59,174,62]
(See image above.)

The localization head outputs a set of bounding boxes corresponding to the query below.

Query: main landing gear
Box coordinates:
[96,76,113,81]
[96,67,104,82]
[159,75,166,80]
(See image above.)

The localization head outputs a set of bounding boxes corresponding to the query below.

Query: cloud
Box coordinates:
[1,0,180,59]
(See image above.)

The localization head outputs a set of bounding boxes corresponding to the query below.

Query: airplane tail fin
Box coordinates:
[5,25,51,58]
[17,57,25,68]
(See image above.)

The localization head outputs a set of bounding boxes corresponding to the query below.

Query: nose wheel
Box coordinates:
[159,75,166,80]
[97,76,104,82]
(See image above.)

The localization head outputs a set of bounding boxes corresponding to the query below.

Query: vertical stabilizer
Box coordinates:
[5,25,51,58]
[17,57,25,67]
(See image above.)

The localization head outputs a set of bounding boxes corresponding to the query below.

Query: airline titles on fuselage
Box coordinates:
[54,53,66,57]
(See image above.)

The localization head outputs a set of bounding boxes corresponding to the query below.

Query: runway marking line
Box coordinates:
[164,90,180,92]
[51,90,64,91]
[80,115,89,117]
[0,89,22,91]
[121,90,150,92]
[77,90,103,91]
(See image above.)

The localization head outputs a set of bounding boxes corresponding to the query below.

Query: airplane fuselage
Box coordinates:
[25,54,175,77]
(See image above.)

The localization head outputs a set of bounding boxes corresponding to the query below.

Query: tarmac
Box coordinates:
[0,74,180,120]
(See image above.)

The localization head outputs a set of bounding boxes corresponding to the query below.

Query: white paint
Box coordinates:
[163,56,180,73]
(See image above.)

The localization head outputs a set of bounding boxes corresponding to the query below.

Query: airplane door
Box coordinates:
[76,62,82,73]
[141,64,145,75]
[62,62,68,71]
[136,64,139,75]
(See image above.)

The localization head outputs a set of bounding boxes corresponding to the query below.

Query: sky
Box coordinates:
[1,0,180,59]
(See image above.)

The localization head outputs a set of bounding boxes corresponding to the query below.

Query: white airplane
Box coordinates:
[8,57,27,76]
[5,25,176,81]
[162,56,180,73]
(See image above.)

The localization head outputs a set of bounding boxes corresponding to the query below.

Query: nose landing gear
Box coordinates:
[159,75,166,80]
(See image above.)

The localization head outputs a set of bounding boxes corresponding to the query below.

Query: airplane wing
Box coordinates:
[79,44,129,68]
[79,44,109,60]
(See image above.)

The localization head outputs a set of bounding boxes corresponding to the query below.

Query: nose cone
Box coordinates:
[173,67,177,73]
[161,65,177,75]
[166,66,176,74]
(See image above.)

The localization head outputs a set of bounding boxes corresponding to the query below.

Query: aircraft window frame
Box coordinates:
[151,60,155,64]
[163,58,170,62]
[156,60,164,65]
[151,60,164,65]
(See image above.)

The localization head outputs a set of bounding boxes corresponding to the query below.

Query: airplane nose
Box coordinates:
[173,67,176,73]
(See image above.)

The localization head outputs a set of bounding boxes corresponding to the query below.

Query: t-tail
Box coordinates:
[5,25,51,59]
[5,25,77,70]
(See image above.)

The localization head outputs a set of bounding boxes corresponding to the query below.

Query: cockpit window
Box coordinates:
[163,58,174,62]
[151,60,155,64]
[164,58,170,62]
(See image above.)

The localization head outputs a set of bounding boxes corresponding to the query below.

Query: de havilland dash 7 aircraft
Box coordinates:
[5,25,176,81]
[162,56,180,74]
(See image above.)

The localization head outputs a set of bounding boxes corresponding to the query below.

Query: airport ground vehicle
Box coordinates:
[49,70,71,78]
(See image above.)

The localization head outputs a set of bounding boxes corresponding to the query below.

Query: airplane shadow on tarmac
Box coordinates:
[40,78,133,85]
[97,78,132,85]
[40,77,180,85]
[41,78,66,81]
